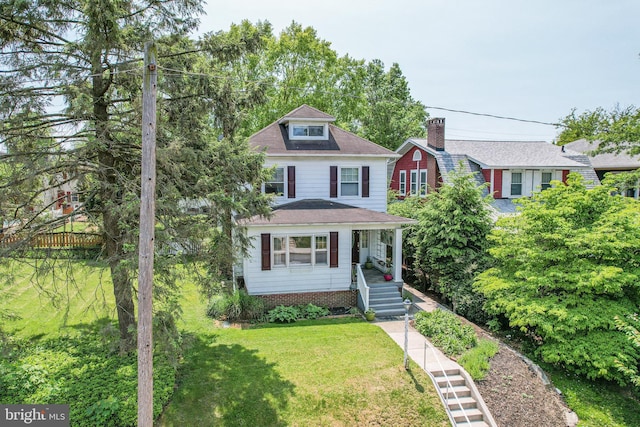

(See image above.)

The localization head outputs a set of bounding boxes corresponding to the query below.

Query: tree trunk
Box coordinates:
[93,58,136,354]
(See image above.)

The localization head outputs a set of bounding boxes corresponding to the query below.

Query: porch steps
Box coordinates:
[431,368,492,427]
[368,282,406,317]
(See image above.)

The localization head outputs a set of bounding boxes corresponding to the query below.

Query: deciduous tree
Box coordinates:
[475,174,640,384]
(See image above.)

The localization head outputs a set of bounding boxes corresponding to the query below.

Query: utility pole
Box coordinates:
[138,40,157,427]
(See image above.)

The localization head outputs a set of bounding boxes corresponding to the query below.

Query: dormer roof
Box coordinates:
[278,104,336,124]
[250,105,397,158]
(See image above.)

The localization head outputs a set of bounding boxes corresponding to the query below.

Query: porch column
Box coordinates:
[393,228,403,280]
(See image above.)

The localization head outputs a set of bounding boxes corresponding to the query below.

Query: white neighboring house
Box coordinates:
[42,173,82,217]
[238,105,414,313]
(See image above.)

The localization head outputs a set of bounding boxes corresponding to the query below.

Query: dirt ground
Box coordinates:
[474,341,577,427]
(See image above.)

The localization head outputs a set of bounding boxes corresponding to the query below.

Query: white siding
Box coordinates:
[502,169,563,198]
[264,156,389,212]
[243,224,353,295]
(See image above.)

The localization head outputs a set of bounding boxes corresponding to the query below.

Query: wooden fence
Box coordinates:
[0,232,103,249]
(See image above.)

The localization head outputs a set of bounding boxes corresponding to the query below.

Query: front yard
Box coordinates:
[0,260,448,426]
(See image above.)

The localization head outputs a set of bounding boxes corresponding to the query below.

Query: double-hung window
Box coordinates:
[511,172,523,196]
[541,172,552,191]
[265,167,285,196]
[399,171,407,195]
[273,235,329,267]
[340,167,359,196]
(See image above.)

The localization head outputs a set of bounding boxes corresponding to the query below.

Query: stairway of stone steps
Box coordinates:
[431,368,491,427]
[367,282,405,317]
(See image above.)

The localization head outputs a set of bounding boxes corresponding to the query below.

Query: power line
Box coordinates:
[424,105,563,128]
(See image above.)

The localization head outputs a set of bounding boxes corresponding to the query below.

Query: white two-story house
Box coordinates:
[238,105,414,314]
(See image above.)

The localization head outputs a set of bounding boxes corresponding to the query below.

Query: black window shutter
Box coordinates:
[330,231,338,268]
[330,166,338,198]
[287,166,296,198]
[261,233,271,271]
[362,166,370,198]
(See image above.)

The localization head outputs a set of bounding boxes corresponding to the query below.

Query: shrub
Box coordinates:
[268,305,302,323]
[0,328,176,427]
[206,290,265,322]
[414,309,477,357]
[458,339,499,380]
[300,304,330,319]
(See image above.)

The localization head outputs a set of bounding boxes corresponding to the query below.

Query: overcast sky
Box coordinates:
[200,0,639,142]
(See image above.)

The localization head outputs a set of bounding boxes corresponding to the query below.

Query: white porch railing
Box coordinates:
[355,263,370,310]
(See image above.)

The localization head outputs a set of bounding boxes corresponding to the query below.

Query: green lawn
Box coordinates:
[0,259,115,337]
[1,260,449,426]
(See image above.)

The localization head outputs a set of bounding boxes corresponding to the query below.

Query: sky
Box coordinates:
[199,0,640,142]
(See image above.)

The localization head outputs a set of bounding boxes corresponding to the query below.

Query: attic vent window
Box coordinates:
[290,124,326,139]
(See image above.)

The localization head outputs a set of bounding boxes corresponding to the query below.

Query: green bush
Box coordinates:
[206,290,265,322]
[268,305,302,323]
[458,339,499,380]
[300,303,330,319]
[414,309,477,356]
[0,328,176,427]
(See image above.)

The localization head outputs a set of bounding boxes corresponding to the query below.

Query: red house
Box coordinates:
[389,118,600,212]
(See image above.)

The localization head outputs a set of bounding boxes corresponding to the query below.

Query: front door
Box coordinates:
[351,230,360,264]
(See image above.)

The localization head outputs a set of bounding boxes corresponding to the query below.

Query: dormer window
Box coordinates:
[289,122,327,140]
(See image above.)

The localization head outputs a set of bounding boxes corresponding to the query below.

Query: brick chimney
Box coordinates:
[427,118,445,151]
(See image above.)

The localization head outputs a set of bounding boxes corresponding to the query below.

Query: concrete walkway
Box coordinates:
[373,285,497,427]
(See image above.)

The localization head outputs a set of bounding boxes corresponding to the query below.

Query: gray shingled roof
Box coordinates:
[241,199,416,227]
[278,104,336,122]
[564,139,640,170]
[250,107,397,157]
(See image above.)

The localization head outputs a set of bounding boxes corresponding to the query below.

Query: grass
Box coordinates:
[161,281,449,426]
[545,367,640,427]
[458,338,499,380]
[1,259,449,426]
[0,259,115,337]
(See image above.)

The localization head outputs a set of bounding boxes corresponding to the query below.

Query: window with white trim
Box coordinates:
[399,171,406,195]
[272,234,329,267]
[340,167,359,196]
[511,172,523,196]
[290,123,327,139]
[419,170,427,196]
[265,167,285,196]
[410,170,417,195]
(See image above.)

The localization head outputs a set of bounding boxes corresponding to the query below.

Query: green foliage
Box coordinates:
[206,290,265,322]
[0,329,176,427]
[475,174,640,384]
[237,22,426,150]
[414,309,477,357]
[458,339,499,380]
[266,304,330,323]
[557,105,640,154]
[268,305,302,323]
[411,164,493,321]
[0,1,274,352]
[300,303,330,320]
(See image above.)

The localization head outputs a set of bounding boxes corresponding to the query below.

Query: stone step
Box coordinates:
[430,369,460,377]
[368,287,401,295]
[446,396,477,410]
[455,421,489,427]
[450,407,484,423]
[435,374,466,387]
[440,385,471,398]
[369,295,403,303]
[369,301,405,310]
[371,308,406,317]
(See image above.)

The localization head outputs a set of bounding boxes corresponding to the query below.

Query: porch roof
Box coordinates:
[241,199,416,227]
